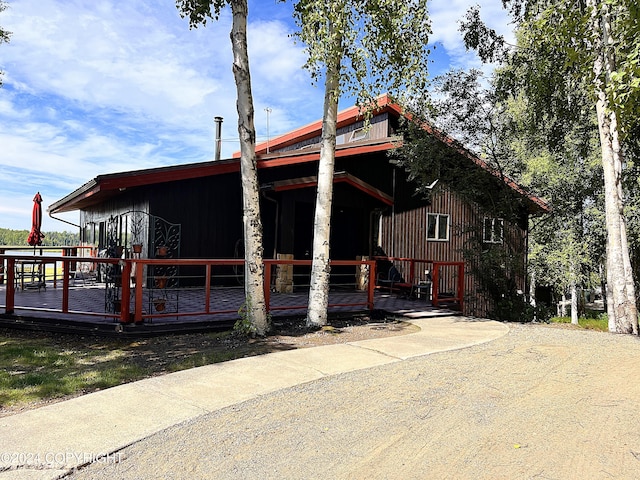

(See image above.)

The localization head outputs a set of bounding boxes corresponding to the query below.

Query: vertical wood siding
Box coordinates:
[379,184,527,318]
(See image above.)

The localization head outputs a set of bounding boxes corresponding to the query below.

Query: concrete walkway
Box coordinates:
[0,316,508,480]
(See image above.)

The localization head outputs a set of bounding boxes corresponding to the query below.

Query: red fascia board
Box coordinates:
[49,160,242,213]
[98,161,240,191]
[256,139,398,169]
[341,175,393,205]
[55,185,102,212]
[274,181,318,192]
[257,151,319,169]
[423,124,551,213]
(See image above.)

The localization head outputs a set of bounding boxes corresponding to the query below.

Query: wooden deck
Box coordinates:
[0,281,456,335]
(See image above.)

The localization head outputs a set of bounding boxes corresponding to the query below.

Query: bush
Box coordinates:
[488,294,554,323]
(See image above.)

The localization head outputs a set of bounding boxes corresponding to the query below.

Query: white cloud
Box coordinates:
[0,0,506,231]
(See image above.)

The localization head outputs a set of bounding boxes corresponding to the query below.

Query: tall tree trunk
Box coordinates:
[306,42,342,328]
[529,269,537,308]
[230,0,268,335]
[570,279,579,326]
[589,0,638,334]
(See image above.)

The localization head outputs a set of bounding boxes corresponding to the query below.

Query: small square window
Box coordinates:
[483,217,504,243]
[427,213,449,241]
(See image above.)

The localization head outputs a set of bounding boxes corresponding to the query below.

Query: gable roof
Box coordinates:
[49,94,549,215]
[243,93,549,214]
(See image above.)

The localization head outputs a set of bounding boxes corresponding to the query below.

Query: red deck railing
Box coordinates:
[1,254,464,323]
[1,255,379,324]
[373,256,465,310]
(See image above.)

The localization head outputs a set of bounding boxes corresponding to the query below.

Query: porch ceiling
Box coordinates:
[264,172,394,206]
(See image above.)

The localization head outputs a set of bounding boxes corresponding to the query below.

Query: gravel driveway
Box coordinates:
[67,323,640,480]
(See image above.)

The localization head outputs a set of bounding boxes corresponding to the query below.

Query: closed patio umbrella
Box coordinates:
[27,192,45,250]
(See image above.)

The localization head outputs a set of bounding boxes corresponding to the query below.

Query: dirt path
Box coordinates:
[67,323,640,480]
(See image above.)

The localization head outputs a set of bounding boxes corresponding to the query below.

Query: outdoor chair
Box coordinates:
[14,261,46,291]
[376,264,409,295]
[72,263,98,286]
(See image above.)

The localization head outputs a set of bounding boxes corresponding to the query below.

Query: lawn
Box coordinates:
[549,313,608,332]
[0,328,283,414]
[0,316,409,415]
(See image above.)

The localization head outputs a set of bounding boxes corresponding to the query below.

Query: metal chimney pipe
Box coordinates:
[214,116,223,161]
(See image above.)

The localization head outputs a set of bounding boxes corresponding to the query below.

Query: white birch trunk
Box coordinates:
[529,269,536,308]
[306,48,341,328]
[230,0,268,335]
[588,0,638,334]
[570,280,579,326]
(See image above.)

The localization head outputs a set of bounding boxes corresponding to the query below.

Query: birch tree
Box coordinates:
[292,0,431,327]
[461,0,639,334]
[176,0,269,335]
[587,0,638,334]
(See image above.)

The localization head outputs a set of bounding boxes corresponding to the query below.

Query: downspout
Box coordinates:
[49,212,80,229]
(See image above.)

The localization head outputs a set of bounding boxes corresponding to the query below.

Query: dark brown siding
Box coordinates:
[379,183,527,318]
[275,113,391,153]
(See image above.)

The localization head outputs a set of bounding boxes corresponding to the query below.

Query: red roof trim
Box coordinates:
[48,160,241,214]
[417,122,551,213]
[256,138,399,169]
[50,94,549,215]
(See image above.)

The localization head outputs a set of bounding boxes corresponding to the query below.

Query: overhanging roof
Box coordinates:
[236,93,402,157]
[48,159,240,214]
[48,137,399,215]
[241,93,549,214]
[50,94,549,216]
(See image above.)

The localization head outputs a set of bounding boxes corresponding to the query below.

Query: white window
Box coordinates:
[349,127,370,142]
[483,217,504,244]
[427,213,449,241]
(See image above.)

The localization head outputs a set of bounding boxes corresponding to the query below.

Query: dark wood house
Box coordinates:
[48,95,548,318]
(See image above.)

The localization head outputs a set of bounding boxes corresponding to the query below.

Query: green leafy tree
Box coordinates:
[461,0,639,334]
[292,0,432,327]
[501,77,604,324]
[393,65,608,324]
[0,229,79,246]
[176,0,268,335]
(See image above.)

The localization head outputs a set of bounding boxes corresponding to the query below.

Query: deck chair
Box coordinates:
[376,264,406,293]
[72,263,98,286]
[15,262,46,291]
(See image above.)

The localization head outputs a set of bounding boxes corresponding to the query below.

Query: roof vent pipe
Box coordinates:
[214,116,223,161]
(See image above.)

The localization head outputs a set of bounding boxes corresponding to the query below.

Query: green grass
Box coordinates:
[549,313,609,332]
[0,329,266,412]
[0,338,149,408]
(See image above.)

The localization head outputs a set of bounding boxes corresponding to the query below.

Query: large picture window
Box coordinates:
[427,213,449,241]
[483,217,504,244]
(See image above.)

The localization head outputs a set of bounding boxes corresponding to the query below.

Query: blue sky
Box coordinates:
[0,0,512,233]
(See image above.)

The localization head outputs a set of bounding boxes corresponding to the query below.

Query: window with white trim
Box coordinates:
[483,217,504,244]
[349,127,370,142]
[427,213,449,241]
